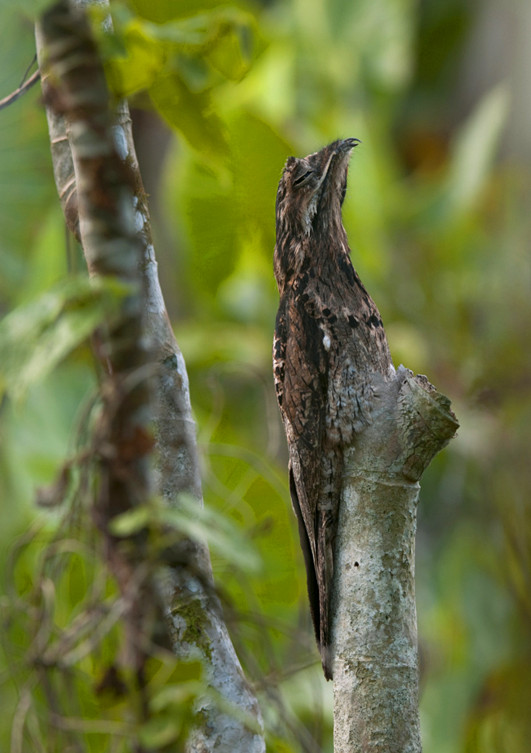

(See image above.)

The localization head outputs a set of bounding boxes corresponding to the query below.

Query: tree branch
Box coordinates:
[332,367,458,752]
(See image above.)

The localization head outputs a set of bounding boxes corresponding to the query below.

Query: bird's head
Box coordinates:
[274,138,360,288]
[276,138,359,239]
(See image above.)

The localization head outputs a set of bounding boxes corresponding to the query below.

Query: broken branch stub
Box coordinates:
[332,366,458,753]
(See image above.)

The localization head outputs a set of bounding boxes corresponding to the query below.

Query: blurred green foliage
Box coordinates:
[1,0,530,751]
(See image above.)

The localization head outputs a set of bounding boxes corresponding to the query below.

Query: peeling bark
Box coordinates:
[35,2,265,751]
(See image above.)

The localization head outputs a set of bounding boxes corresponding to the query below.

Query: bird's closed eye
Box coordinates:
[293,169,314,187]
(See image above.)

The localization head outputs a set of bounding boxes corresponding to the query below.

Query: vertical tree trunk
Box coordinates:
[35,2,265,751]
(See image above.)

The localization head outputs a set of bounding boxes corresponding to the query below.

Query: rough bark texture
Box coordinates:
[38,0,158,699]
[332,367,458,753]
[35,2,265,751]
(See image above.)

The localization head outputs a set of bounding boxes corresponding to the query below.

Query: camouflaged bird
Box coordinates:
[273,139,394,680]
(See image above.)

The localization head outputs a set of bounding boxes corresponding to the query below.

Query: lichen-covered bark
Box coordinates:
[35,2,265,751]
[332,367,458,752]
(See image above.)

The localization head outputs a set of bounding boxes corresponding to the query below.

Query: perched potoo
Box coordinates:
[273,139,394,680]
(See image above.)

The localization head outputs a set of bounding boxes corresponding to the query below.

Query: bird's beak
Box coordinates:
[313,139,360,199]
[338,137,361,152]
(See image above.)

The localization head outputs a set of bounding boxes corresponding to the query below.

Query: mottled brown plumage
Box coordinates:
[273,139,393,679]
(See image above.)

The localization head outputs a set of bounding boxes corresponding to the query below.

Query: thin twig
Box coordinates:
[0,69,41,111]
[20,54,38,87]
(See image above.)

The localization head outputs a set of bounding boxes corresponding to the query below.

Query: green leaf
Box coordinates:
[150,681,201,712]
[173,112,291,306]
[110,494,261,572]
[206,21,252,81]
[109,505,151,536]
[0,277,130,402]
[143,656,203,692]
[163,659,203,684]
[443,84,510,217]
[126,0,234,24]
[162,493,261,572]
[136,13,220,47]
[103,6,255,97]
[139,716,181,749]
[104,17,167,96]
[149,73,229,160]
